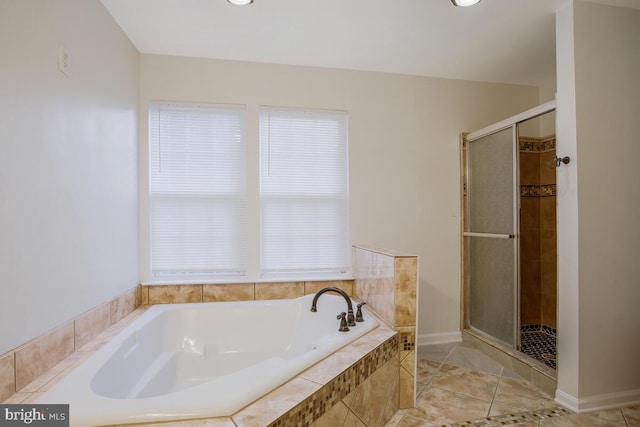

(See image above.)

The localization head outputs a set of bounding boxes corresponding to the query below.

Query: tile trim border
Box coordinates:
[445,406,572,427]
[266,334,398,427]
[521,184,557,198]
[519,136,556,153]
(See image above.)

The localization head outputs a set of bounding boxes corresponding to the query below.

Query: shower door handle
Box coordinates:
[463,232,515,239]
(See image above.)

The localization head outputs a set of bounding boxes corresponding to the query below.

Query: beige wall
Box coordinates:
[556,0,640,410]
[138,54,539,339]
[0,0,139,354]
[539,80,557,136]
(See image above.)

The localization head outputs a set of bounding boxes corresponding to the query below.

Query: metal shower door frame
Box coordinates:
[461,100,556,350]
[464,125,520,347]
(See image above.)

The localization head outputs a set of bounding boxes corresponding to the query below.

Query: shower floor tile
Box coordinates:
[520,329,556,370]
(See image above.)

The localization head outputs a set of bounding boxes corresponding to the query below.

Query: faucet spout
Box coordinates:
[310,286,356,327]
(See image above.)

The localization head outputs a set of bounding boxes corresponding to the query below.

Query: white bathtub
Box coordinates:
[36,293,378,426]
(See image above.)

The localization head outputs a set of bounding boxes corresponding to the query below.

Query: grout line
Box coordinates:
[486,373,502,417]
[440,344,456,368]
[621,408,630,427]
[13,351,17,395]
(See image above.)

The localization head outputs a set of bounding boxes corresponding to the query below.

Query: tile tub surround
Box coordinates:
[0,285,142,402]
[140,280,354,305]
[2,275,413,425]
[0,279,358,401]
[0,352,15,401]
[352,246,417,328]
[233,328,399,427]
[3,303,400,427]
[352,245,418,410]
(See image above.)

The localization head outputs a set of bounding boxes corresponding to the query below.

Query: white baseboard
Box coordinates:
[417,331,462,346]
[555,388,640,413]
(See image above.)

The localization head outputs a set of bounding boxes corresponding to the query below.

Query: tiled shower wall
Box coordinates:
[519,136,557,329]
[352,245,418,409]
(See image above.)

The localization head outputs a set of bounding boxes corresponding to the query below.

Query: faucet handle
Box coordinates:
[337,312,350,332]
[355,302,367,322]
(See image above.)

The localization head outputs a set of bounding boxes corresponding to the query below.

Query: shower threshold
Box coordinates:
[462,328,557,396]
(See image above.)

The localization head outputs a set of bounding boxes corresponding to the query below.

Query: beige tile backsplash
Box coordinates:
[304,280,353,296]
[255,282,304,300]
[148,284,203,304]
[395,257,417,327]
[203,283,255,302]
[15,322,75,391]
[0,352,15,402]
[353,245,417,329]
[75,303,111,350]
[111,290,138,324]
[144,280,355,305]
[0,285,140,400]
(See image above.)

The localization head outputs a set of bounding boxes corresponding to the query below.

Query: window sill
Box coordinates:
[140,275,355,286]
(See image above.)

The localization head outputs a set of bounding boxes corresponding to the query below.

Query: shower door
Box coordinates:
[464,125,519,347]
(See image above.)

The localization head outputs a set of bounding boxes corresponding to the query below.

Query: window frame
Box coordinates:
[146,102,351,282]
[258,106,351,279]
[148,101,248,280]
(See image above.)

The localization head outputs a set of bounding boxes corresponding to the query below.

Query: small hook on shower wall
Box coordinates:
[546,156,571,169]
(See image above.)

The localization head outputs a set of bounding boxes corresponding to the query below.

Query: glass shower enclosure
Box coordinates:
[464,126,519,347]
[462,101,555,350]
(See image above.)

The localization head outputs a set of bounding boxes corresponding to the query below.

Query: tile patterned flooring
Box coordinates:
[384,342,640,427]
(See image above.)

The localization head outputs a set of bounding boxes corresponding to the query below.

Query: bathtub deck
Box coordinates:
[3,305,399,427]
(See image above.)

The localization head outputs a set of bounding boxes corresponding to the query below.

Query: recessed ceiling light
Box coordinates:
[227,0,253,5]
[451,0,481,6]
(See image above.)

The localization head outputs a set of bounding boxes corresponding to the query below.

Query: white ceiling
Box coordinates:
[100,0,640,87]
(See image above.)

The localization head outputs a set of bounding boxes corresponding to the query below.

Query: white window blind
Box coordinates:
[259,107,349,277]
[149,102,247,278]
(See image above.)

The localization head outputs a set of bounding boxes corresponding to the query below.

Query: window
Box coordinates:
[147,103,350,281]
[149,102,247,278]
[259,107,350,277]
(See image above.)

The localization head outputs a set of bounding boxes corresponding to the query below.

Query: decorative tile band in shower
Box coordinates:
[519,136,556,152]
[521,184,556,198]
